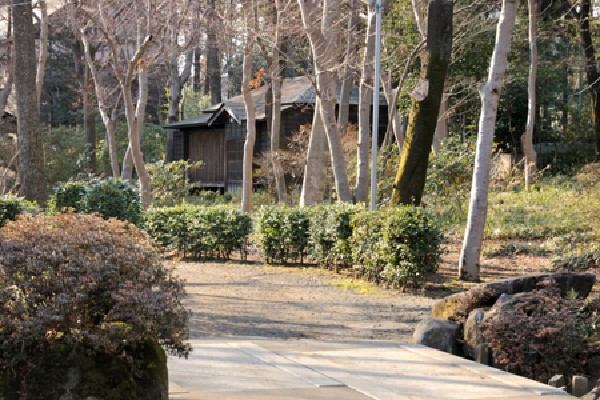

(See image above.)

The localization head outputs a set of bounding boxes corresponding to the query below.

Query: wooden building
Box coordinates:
[164,76,388,193]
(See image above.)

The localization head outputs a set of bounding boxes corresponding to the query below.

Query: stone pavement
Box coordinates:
[168,337,574,400]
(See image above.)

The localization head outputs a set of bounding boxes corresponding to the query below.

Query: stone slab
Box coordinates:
[169,338,575,400]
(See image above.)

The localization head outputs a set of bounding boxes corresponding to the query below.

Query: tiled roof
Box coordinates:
[164,76,387,128]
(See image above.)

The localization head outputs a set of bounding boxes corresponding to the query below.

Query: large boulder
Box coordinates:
[413,317,461,355]
[431,272,596,322]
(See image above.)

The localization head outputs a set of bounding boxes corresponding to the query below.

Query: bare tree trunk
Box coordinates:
[355,2,376,203]
[167,1,193,124]
[13,0,46,204]
[0,12,14,113]
[83,63,96,172]
[459,0,518,282]
[522,0,537,189]
[241,8,256,213]
[271,0,288,204]
[36,0,48,110]
[70,5,121,178]
[298,0,352,203]
[391,0,453,206]
[120,11,153,207]
[207,0,221,104]
[432,93,449,154]
[337,0,357,131]
[571,0,600,161]
[300,98,327,206]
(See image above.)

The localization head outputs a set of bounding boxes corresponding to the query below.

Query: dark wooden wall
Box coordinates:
[187,129,225,184]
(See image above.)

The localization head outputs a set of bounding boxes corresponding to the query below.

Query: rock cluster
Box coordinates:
[413,272,598,397]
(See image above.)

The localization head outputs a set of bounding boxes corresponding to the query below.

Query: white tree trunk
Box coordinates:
[36,0,48,110]
[338,0,357,131]
[106,116,120,177]
[300,99,326,206]
[70,4,121,177]
[271,0,287,204]
[459,0,518,281]
[241,10,256,213]
[300,98,327,207]
[355,3,376,204]
[522,0,537,190]
[298,0,352,203]
[167,2,193,123]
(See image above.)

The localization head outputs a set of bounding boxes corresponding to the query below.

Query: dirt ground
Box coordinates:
[171,238,559,343]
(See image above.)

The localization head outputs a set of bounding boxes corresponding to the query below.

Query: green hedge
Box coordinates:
[144,205,251,260]
[49,178,141,225]
[256,206,310,264]
[351,207,444,287]
[309,204,362,269]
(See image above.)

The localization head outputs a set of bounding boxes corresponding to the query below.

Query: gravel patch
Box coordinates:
[172,261,436,343]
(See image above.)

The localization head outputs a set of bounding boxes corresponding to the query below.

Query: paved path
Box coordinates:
[168,337,574,400]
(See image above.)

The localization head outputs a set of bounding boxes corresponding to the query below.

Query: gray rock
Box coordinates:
[463,308,489,359]
[573,375,590,397]
[413,317,461,355]
[548,374,565,388]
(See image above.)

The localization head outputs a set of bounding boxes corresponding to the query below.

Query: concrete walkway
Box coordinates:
[168,337,574,400]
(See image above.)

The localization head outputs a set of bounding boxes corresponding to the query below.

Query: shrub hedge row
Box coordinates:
[255,206,310,264]
[255,205,444,287]
[144,204,252,260]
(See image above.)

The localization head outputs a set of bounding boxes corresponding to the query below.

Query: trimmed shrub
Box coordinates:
[144,204,251,260]
[350,206,443,287]
[0,195,32,227]
[0,213,189,396]
[256,206,310,264]
[350,209,386,281]
[49,178,141,225]
[309,204,362,269]
[380,207,444,287]
[48,180,87,212]
[144,204,191,252]
[84,178,142,225]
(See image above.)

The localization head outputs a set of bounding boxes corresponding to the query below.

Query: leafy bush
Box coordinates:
[144,205,191,252]
[380,207,444,287]
[481,286,590,383]
[256,206,310,264]
[309,204,362,269]
[0,195,33,227]
[147,160,203,207]
[350,206,443,287]
[0,213,189,394]
[350,209,386,281]
[48,180,87,212]
[187,190,234,206]
[83,178,141,225]
[49,178,141,225]
[144,205,251,260]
